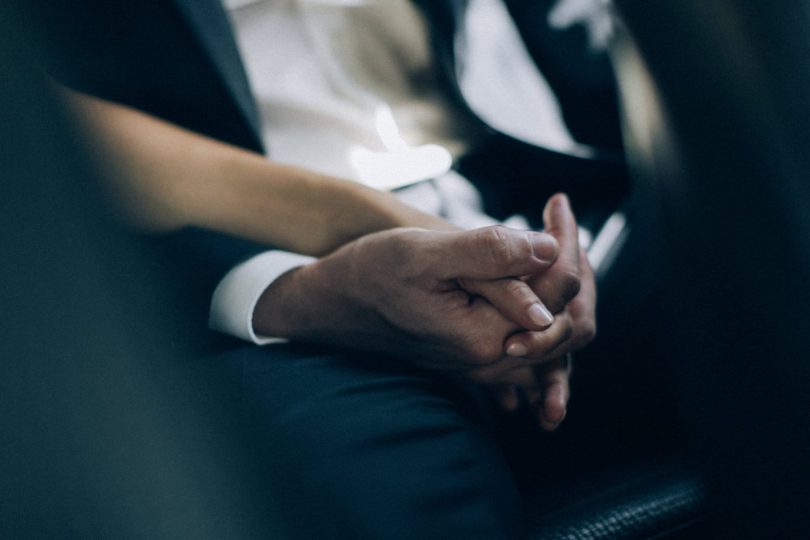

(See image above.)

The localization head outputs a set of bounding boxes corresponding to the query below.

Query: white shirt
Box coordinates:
[210,0,580,343]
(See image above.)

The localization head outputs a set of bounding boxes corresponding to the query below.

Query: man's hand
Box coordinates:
[252,194,596,429]
[253,225,570,374]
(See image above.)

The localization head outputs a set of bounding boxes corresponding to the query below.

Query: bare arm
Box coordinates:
[63,89,455,255]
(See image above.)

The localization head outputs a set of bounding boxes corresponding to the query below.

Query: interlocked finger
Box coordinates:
[504,309,574,361]
[459,276,554,331]
[465,311,574,384]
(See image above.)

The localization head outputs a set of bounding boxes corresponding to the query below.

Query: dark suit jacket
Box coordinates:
[26,0,624,341]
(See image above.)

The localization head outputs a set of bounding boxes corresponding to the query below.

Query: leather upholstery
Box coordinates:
[612,0,810,534]
[526,463,706,539]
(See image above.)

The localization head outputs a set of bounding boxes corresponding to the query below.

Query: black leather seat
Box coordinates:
[525,463,705,539]
[610,0,810,536]
[528,0,810,534]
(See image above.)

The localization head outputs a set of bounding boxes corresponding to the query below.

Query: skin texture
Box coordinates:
[458,195,595,429]
[254,195,596,429]
[66,91,596,429]
[63,90,458,251]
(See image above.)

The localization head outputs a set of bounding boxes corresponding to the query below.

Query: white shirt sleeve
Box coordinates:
[209,250,316,344]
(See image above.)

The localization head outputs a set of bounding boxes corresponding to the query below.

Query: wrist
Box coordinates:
[348,185,459,234]
[250,239,384,345]
[251,255,352,339]
[251,263,313,339]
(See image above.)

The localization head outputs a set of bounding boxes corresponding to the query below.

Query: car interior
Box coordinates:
[3,0,809,537]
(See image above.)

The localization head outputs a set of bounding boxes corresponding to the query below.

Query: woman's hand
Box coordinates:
[460,195,597,430]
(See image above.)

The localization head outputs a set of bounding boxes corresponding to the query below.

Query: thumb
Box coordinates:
[430,226,558,281]
[542,193,578,251]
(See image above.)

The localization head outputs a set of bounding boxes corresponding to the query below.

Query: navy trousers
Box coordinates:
[221,343,534,539]
[217,272,675,540]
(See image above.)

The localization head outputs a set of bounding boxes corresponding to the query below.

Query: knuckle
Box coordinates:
[503,279,532,305]
[479,226,518,266]
[558,269,582,302]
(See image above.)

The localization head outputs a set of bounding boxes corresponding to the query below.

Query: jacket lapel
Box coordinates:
[411,0,470,114]
[417,0,622,160]
[173,0,262,147]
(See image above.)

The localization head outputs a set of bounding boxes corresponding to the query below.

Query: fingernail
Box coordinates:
[544,407,567,428]
[530,233,557,263]
[528,304,554,327]
[506,343,528,357]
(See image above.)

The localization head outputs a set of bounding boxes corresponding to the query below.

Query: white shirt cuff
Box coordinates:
[209,251,316,344]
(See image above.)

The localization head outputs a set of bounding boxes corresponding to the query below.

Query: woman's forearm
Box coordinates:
[64,90,455,256]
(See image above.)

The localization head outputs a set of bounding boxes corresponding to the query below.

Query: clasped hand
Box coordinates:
[255,194,595,431]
